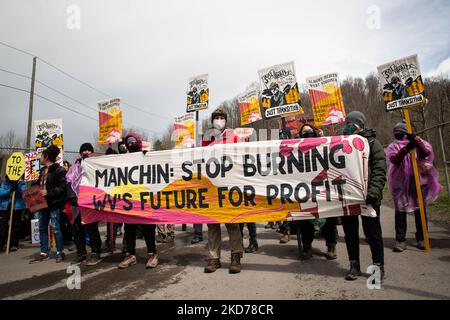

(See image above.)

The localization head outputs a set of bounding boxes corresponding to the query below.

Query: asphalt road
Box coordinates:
[1,205,450,300]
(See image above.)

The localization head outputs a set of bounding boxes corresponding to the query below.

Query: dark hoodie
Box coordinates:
[358,128,387,207]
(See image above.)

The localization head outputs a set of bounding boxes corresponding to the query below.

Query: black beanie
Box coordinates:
[79,142,94,154]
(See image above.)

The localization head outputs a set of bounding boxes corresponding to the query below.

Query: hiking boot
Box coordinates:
[56,252,66,263]
[345,260,361,281]
[191,236,203,244]
[393,241,407,252]
[265,222,274,229]
[229,253,242,274]
[326,244,337,260]
[244,242,258,253]
[29,252,49,264]
[118,254,137,269]
[417,240,426,250]
[146,253,159,268]
[86,253,102,266]
[75,254,87,263]
[279,234,290,244]
[9,246,18,252]
[204,259,221,273]
[301,245,313,260]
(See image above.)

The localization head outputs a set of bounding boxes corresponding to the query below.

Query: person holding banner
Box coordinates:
[29,145,66,263]
[0,177,27,253]
[66,143,103,265]
[118,132,159,269]
[341,111,386,281]
[296,123,338,260]
[202,109,243,274]
[387,122,442,252]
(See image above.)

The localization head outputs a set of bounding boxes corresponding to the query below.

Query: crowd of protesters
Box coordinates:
[0,108,443,282]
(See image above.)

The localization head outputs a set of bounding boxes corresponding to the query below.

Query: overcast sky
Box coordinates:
[0,0,449,151]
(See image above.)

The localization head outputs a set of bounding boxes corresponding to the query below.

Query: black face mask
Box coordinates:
[394,132,405,140]
[302,131,317,138]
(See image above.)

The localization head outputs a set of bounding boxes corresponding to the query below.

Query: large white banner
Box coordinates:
[78,136,375,224]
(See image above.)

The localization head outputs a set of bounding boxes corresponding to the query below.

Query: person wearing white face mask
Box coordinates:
[201,108,243,274]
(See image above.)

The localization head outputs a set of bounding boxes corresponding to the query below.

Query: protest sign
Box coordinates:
[186,74,209,112]
[306,73,346,127]
[174,113,196,149]
[78,136,375,224]
[31,219,40,244]
[24,151,41,182]
[6,152,25,181]
[238,86,262,125]
[98,98,123,144]
[33,119,64,163]
[258,61,303,119]
[377,54,425,111]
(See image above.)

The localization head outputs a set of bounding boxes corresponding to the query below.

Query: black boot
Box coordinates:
[301,244,313,260]
[244,242,258,253]
[345,260,361,281]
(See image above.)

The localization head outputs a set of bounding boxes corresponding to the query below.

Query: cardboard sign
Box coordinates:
[6,152,25,181]
[22,185,48,213]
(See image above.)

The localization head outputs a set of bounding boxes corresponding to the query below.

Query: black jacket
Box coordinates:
[359,128,387,207]
[37,163,67,209]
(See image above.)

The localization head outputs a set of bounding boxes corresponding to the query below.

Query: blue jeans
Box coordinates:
[39,207,64,254]
[194,224,203,238]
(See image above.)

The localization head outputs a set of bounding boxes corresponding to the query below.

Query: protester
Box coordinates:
[119,132,159,269]
[387,122,442,251]
[341,111,386,281]
[66,143,103,265]
[296,123,338,260]
[0,176,27,252]
[61,159,74,249]
[202,108,243,274]
[30,145,66,263]
[102,145,124,253]
[63,160,71,172]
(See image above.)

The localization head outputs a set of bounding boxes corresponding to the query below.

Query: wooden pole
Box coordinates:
[403,106,430,253]
[6,191,16,254]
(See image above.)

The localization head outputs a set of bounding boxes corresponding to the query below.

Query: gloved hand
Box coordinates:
[406,133,416,141]
[406,140,416,150]
[366,194,379,207]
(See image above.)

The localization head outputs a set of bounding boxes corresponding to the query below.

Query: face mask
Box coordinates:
[213,119,226,130]
[302,131,316,138]
[343,124,357,135]
[394,132,405,140]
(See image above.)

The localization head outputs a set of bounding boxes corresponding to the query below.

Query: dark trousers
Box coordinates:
[342,206,384,266]
[194,224,203,238]
[239,223,257,244]
[124,224,156,255]
[60,211,73,244]
[299,217,337,247]
[0,209,21,248]
[395,209,428,242]
[105,223,123,247]
[72,214,102,256]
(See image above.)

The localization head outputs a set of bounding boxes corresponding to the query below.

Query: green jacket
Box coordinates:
[359,128,387,207]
